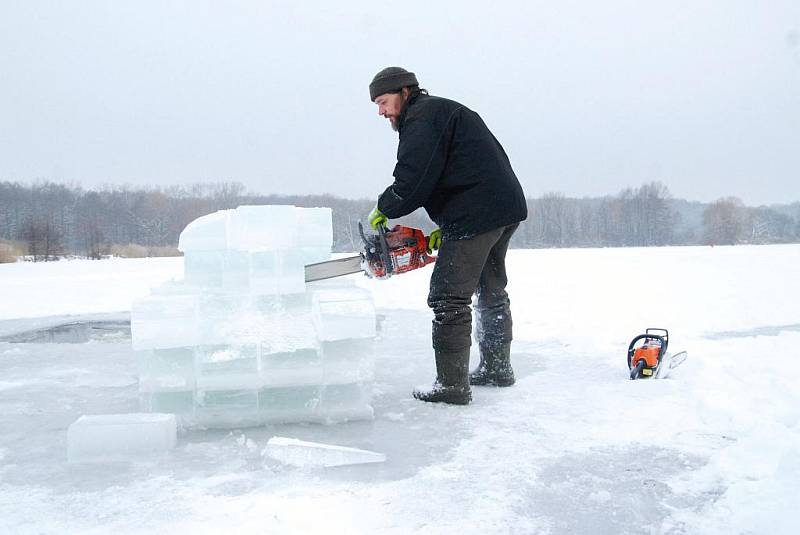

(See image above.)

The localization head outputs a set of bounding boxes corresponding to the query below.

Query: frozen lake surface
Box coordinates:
[1,246,799,534]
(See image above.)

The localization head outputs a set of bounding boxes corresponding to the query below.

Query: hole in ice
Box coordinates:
[0,320,131,344]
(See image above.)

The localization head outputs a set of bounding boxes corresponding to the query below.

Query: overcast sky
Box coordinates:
[1,1,798,205]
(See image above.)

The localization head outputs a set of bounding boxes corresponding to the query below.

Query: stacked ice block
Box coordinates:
[131,205,377,427]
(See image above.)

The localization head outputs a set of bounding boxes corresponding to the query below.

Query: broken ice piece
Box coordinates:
[264,436,386,468]
[67,413,177,463]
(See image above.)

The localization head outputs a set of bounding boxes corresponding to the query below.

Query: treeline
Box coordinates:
[0,180,798,261]
[520,185,800,248]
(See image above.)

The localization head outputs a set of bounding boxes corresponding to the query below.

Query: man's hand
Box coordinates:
[427,228,442,253]
[368,206,388,230]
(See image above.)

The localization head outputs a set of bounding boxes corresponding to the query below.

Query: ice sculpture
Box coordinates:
[131,205,376,427]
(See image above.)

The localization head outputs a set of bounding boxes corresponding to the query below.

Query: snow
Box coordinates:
[1,244,799,534]
[0,256,183,322]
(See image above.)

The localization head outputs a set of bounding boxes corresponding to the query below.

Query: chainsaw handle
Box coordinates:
[646,328,669,340]
[645,328,669,352]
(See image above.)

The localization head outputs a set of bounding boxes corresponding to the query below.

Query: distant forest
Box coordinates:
[0,180,798,261]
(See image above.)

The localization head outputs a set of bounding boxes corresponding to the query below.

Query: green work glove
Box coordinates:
[427,228,442,253]
[368,206,388,230]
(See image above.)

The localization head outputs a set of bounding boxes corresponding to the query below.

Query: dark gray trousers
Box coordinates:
[427,223,519,353]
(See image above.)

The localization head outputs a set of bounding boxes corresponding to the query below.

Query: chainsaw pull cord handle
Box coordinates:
[377,224,394,275]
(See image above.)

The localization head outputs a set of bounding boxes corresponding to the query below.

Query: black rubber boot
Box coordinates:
[413,350,472,405]
[469,343,515,386]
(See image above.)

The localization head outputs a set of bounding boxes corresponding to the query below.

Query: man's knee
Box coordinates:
[428,294,473,352]
[428,294,472,324]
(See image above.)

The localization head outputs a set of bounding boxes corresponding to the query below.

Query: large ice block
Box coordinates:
[223,250,251,290]
[274,248,331,295]
[263,436,385,468]
[317,383,373,423]
[179,205,332,254]
[322,339,376,384]
[140,391,194,414]
[312,288,376,341]
[249,250,281,294]
[193,294,318,348]
[294,207,334,249]
[131,294,200,350]
[178,209,230,252]
[248,248,332,296]
[137,348,196,391]
[261,348,323,387]
[227,205,297,251]
[67,413,177,463]
[259,385,321,423]
[194,389,262,428]
[196,344,260,389]
[227,205,333,251]
[183,251,225,288]
[255,297,318,354]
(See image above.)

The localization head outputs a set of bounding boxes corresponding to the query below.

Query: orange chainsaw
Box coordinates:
[627,328,688,380]
[304,223,436,282]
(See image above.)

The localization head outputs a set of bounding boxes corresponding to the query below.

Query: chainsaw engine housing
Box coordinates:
[360,224,436,279]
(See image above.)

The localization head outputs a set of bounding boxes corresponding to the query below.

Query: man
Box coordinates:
[368,67,527,405]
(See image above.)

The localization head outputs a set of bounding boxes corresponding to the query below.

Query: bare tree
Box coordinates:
[76,192,106,259]
[536,192,575,246]
[703,197,747,245]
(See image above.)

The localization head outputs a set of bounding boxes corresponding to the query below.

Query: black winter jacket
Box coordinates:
[377,93,527,240]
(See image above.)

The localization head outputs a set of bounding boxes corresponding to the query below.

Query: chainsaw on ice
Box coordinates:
[304,223,436,283]
[627,328,688,380]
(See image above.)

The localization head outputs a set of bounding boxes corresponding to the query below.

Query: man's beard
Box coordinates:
[389,117,399,132]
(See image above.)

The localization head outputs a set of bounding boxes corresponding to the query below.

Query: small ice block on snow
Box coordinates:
[67,413,177,463]
[264,436,385,467]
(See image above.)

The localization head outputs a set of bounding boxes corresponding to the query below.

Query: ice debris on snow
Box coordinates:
[131,205,377,427]
[67,413,176,463]
[263,436,386,468]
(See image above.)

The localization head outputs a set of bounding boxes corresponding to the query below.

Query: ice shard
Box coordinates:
[263,436,386,468]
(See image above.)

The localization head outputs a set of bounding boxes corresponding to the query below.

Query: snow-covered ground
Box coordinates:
[1,245,799,534]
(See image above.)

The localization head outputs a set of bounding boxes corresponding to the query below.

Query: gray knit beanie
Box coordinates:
[369,67,419,101]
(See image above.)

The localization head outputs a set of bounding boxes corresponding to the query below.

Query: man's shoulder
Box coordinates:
[410,94,466,117]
